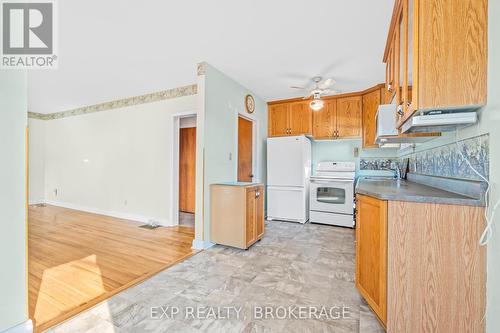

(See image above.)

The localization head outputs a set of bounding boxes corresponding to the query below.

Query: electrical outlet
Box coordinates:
[54,188,58,196]
[124,200,128,206]
[229,152,232,161]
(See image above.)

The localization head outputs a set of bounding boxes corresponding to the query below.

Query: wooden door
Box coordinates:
[268,104,289,137]
[312,100,336,140]
[289,101,312,136]
[255,186,264,239]
[245,188,257,247]
[179,127,196,213]
[336,96,362,138]
[362,89,381,148]
[238,116,253,182]
[355,194,387,325]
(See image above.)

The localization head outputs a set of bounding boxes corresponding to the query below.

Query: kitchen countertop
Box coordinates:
[356,178,485,206]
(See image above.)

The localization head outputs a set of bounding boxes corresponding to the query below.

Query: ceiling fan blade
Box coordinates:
[290,86,306,90]
[318,78,336,90]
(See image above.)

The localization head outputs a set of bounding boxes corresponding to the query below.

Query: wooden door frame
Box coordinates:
[236,113,258,183]
[171,111,197,227]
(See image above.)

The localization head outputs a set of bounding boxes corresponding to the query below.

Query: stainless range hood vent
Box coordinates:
[401,112,478,134]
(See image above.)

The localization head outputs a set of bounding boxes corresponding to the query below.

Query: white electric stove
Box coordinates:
[309,161,355,228]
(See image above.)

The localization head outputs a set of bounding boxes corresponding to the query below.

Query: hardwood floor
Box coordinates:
[28,204,195,332]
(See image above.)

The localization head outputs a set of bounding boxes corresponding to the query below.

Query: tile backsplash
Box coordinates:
[405,134,489,181]
[360,158,398,171]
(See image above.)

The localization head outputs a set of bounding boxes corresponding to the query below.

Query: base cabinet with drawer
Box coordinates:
[356,194,486,332]
[210,183,264,249]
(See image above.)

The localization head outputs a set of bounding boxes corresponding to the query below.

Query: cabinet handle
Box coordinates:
[387,84,393,92]
[255,191,260,198]
[397,105,404,116]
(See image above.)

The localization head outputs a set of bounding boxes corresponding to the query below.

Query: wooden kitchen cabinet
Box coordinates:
[336,96,362,139]
[312,97,362,140]
[356,193,486,331]
[312,100,336,139]
[362,89,382,148]
[384,0,487,128]
[210,183,264,249]
[289,101,312,136]
[355,194,387,325]
[268,104,290,137]
[268,102,311,137]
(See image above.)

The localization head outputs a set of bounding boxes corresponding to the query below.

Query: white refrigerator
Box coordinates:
[267,135,311,223]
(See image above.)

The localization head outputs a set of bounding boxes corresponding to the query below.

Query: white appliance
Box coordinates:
[376,104,398,139]
[309,161,355,228]
[375,104,444,145]
[267,136,311,223]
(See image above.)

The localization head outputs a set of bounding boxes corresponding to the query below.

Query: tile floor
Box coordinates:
[48,221,384,332]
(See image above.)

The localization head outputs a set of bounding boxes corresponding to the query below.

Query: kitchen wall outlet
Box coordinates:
[124,200,128,206]
[229,152,232,161]
[353,147,359,157]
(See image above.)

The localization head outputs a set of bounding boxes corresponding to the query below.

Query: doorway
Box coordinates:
[178,116,196,228]
[238,116,253,182]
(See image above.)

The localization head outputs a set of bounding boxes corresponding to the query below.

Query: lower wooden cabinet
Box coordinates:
[355,194,387,325]
[355,194,486,332]
[210,183,264,249]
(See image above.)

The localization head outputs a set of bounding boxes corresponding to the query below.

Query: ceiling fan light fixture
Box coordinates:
[310,98,324,111]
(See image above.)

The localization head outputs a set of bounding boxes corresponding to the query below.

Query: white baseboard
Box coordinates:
[2,320,33,333]
[192,239,214,250]
[43,200,174,226]
[28,199,44,205]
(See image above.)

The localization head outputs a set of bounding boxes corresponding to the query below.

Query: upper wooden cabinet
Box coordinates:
[312,97,362,140]
[362,89,382,149]
[312,100,336,140]
[268,104,290,137]
[336,96,362,139]
[268,102,311,137]
[384,0,488,127]
[289,102,312,136]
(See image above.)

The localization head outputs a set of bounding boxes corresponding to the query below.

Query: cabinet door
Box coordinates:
[362,90,381,148]
[255,186,264,239]
[395,2,405,123]
[245,188,257,247]
[386,42,396,103]
[289,101,312,136]
[336,96,362,138]
[312,100,336,140]
[355,194,387,325]
[268,104,290,137]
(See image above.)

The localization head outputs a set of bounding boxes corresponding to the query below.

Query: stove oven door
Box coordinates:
[309,179,354,215]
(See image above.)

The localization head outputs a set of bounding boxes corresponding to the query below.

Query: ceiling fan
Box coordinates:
[291,76,341,111]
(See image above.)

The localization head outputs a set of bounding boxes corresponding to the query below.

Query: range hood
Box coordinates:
[375,104,440,145]
[401,111,478,133]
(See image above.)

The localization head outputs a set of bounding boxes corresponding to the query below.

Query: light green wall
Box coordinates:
[0,71,28,331]
[200,63,268,242]
[312,139,399,177]
[399,2,499,330]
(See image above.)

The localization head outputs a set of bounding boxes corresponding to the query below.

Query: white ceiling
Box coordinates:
[28,0,394,114]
